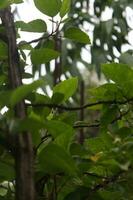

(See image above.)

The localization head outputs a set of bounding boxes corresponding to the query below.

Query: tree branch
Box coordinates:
[19,20,61,46]
[26,97,133,111]
[73,109,129,129]
[87,166,133,198]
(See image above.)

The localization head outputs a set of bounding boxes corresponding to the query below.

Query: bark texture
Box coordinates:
[0,7,35,200]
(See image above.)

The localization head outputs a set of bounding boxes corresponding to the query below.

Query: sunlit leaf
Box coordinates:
[102,63,133,97]
[52,77,78,103]
[16,19,47,33]
[64,27,91,44]
[34,0,61,17]
[31,48,60,65]
[60,0,71,18]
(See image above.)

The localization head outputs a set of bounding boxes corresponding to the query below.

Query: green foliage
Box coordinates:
[10,79,45,106]
[16,19,47,33]
[0,41,8,60]
[102,63,133,97]
[34,0,61,17]
[0,0,133,199]
[39,143,78,175]
[53,77,78,103]
[0,0,22,8]
[64,27,91,44]
[60,0,71,18]
[31,48,60,65]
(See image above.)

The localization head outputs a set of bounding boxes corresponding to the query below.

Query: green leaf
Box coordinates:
[70,143,88,157]
[39,143,78,175]
[89,83,123,102]
[44,120,74,150]
[60,0,71,18]
[34,0,61,17]
[115,127,133,139]
[14,0,23,3]
[11,118,44,133]
[99,190,123,200]
[16,19,47,33]
[0,186,7,197]
[0,0,23,8]
[64,186,89,200]
[0,0,12,8]
[85,133,113,154]
[100,104,118,127]
[0,162,14,181]
[102,63,133,97]
[0,41,8,60]
[53,77,78,103]
[0,91,11,107]
[64,27,91,44]
[10,79,44,106]
[85,137,106,153]
[31,48,60,65]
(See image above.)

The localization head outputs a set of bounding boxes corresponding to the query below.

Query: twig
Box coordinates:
[35,134,51,153]
[84,172,107,179]
[73,123,100,128]
[19,20,61,46]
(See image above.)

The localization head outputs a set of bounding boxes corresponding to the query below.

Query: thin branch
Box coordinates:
[19,34,52,46]
[73,109,129,129]
[19,20,61,46]
[90,170,123,194]
[84,172,107,179]
[87,167,133,199]
[26,97,133,111]
[73,123,100,129]
[35,134,51,153]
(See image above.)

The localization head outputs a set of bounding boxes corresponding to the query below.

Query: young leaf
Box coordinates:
[39,143,78,175]
[64,27,91,44]
[16,19,47,33]
[52,77,78,103]
[31,48,60,65]
[60,0,71,18]
[34,0,61,17]
[10,79,44,106]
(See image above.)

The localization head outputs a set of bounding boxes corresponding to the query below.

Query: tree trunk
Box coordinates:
[0,7,35,200]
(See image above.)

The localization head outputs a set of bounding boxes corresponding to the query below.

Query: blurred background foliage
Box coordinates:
[28,0,133,85]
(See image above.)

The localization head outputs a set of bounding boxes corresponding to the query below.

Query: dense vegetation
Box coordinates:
[0,0,133,199]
